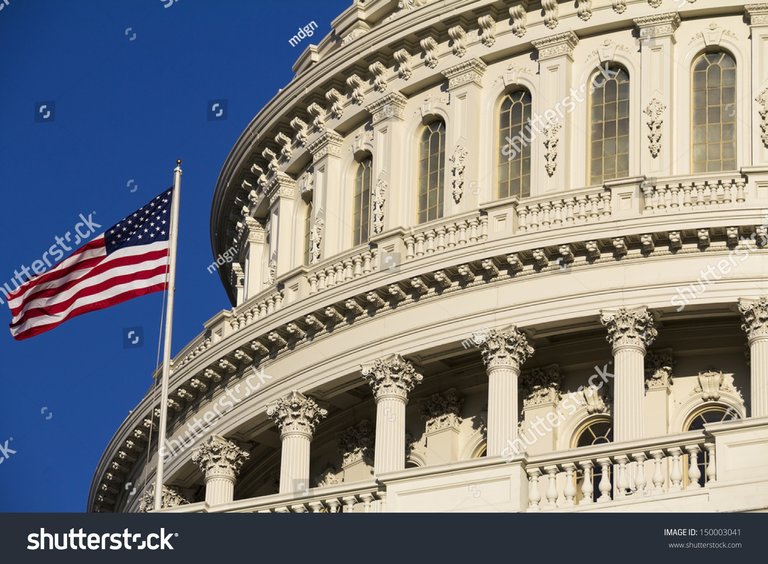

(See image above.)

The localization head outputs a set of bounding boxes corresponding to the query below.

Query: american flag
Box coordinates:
[7,188,174,340]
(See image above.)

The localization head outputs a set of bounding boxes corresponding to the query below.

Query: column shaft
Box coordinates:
[751,338,768,417]
[613,346,646,441]
[374,396,406,474]
[279,434,312,494]
[204,475,235,506]
[487,365,520,456]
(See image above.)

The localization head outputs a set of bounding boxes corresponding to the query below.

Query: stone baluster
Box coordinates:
[597,458,612,503]
[704,443,717,484]
[615,454,629,498]
[267,390,328,494]
[544,466,558,507]
[633,452,647,495]
[650,450,665,494]
[686,445,701,489]
[579,461,594,505]
[528,468,542,511]
[562,463,577,506]
[668,447,683,491]
[192,435,250,506]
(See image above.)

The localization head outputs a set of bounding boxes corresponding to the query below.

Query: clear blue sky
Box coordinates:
[0,0,348,512]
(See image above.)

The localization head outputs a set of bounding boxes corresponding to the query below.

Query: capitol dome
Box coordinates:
[91,0,768,513]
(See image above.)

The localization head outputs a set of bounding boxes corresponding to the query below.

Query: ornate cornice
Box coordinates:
[531,31,579,61]
[600,306,658,350]
[266,390,328,438]
[745,4,768,25]
[442,58,487,90]
[266,172,296,207]
[244,217,266,245]
[471,327,534,369]
[360,353,423,401]
[420,389,464,432]
[739,297,768,342]
[307,130,344,162]
[365,92,407,124]
[634,12,681,38]
[191,435,250,480]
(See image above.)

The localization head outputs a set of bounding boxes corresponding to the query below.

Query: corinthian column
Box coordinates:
[267,391,328,494]
[739,297,768,417]
[472,327,535,456]
[191,435,250,506]
[361,354,423,475]
[600,307,657,441]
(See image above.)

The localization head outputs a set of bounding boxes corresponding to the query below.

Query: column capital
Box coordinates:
[361,353,423,401]
[244,217,266,244]
[267,390,328,438]
[472,327,534,369]
[266,171,297,206]
[634,12,681,38]
[307,130,343,162]
[745,4,768,26]
[338,420,374,467]
[532,31,579,61]
[600,306,657,351]
[191,435,250,480]
[442,58,487,90]
[420,388,464,432]
[365,92,407,124]
[521,364,562,408]
[138,484,190,513]
[739,297,768,342]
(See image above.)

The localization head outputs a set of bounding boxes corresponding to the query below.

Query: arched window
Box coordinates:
[692,51,736,173]
[353,155,372,246]
[683,403,740,488]
[498,89,532,199]
[573,417,613,503]
[303,201,312,266]
[418,120,446,224]
[589,64,630,184]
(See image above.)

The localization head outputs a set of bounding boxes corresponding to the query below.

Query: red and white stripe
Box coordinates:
[8,236,169,340]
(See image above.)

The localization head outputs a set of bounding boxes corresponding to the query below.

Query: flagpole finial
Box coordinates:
[176,159,182,165]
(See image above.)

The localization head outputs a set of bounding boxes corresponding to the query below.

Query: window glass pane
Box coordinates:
[497,90,532,199]
[589,64,630,184]
[419,121,445,222]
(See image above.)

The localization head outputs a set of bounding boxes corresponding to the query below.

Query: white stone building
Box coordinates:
[90,0,768,513]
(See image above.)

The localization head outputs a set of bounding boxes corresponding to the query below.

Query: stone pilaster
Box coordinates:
[531,32,578,193]
[600,307,657,441]
[441,59,486,213]
[635,13,680,176]
[338,420,375,482]
[645,349,674,437]
[365,93,406,234]
[361,354,423,474]
[520,365,562,454]
[739,297,768,416]
[191,435,250,506]
[472,327,535,456]
[243,217,267,300]
[308,131,344,257]
[266,172,297,277]
[745,5,768,164]
[420,389,464,465]
[267,390,328,494]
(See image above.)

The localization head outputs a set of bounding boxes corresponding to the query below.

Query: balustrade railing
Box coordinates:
[402,211,488,260]
[229,288,285,332]
[516,187,612,233]
[306,245,378,295]
[525,433,713,511]
[641,174,746,213]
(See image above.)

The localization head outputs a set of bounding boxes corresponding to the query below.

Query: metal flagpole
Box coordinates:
[154,160,182,511]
